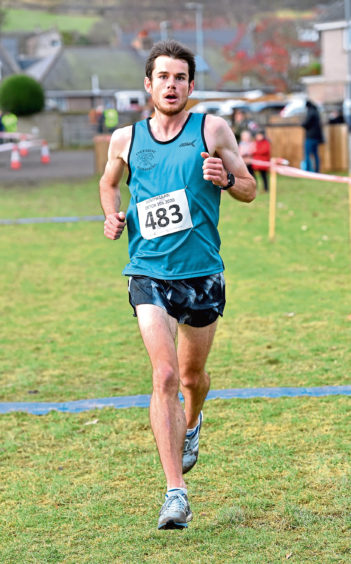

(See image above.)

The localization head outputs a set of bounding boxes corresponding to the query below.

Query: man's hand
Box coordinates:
[201,151,227,187]
[104,211,126,240]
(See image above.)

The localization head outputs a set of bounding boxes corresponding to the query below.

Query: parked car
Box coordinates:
[190,99,250,117]
[217,99,251,116]
[280,98,308,118]
[190,98,287,126]
[280,98,326,124]
[189,100,225,115]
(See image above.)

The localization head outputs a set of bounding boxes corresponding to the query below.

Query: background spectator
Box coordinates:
[103,105,119,133]
[302,100,324,173]
[252,129,271,192]
[231,108,257,142]
[1,111,18,133]
[238,129,255,175]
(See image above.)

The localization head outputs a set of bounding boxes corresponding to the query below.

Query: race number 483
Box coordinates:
[137,188,193,240]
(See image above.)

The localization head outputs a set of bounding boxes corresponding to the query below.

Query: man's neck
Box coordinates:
[149,110,190,142]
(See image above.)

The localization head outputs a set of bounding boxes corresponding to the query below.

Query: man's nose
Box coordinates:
[166,77,176,87]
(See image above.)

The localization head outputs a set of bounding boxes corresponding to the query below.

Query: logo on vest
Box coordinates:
[179,139,196,148]
[135,149,157,171]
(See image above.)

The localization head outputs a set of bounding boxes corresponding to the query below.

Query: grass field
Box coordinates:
[0,173,351,562]
[3,9,100,34]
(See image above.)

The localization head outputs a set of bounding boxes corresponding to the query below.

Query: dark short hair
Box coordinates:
[145,40,196,83]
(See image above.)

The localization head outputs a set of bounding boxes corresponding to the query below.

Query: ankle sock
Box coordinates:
[186,416,200,436]
[166,487,187,498]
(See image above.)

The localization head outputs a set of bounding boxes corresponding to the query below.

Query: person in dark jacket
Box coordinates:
[302,100,324,173]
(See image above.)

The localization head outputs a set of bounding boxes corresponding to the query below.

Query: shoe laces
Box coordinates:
[183,436,191,452]
[164,491,187,512]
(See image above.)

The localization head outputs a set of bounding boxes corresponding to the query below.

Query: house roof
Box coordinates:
[0,25,256,92]
[0,43,21,78]
[317,1,345,25]
[42,46,146,91]
[25,46,63,82]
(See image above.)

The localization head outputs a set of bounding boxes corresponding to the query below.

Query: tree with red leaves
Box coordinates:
[220,17,320,92]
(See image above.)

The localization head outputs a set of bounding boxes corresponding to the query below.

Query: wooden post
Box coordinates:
[268,162,277,242]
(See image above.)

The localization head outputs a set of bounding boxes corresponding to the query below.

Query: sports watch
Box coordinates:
[222,171,235,190]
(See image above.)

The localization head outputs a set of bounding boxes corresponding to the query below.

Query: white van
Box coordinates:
[114,91,146,112]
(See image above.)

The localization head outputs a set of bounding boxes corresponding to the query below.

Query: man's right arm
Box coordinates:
[99,126,132,240]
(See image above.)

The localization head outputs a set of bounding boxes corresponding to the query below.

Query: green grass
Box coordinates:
[0,173,351,561]
[0,398,350,562]
[3,9,100,34]
[0,174,350,401]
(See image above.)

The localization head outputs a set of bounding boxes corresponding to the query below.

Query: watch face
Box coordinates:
[227,172,235,187]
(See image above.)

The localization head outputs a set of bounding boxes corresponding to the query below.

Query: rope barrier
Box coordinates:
[0,139,44,153]
[255,158,351,250]
[0,132,35,141]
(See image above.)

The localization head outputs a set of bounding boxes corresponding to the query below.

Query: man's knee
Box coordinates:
[180,369,210,392]
[152,364,179,396]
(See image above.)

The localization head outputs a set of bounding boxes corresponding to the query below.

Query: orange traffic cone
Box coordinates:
[19,135,29,157]
[40,140,50,164]
[10,144,21,170]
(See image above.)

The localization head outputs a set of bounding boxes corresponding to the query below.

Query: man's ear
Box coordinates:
[144,76,152,94]
[188,80,195,96]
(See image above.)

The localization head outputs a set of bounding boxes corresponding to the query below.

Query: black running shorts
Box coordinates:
[128,273,225,328]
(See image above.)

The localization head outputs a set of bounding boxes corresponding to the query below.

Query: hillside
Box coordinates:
[2,0,334,23]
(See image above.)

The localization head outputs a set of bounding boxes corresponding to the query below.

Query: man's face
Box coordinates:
[144,56,194,116]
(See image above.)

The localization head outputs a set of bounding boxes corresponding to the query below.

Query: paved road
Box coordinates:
[0,148,96,185]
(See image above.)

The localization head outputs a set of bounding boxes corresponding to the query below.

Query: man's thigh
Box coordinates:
[136,304,178,372]
[177,320,218,374]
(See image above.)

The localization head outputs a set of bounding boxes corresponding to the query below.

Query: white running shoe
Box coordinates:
[158,490,193,530]
[182,411,203,474]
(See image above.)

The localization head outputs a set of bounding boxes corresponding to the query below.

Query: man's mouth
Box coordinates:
[164,93,177,101]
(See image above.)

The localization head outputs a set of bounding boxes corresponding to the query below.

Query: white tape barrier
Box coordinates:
[274,164,351,184]
[0,142,14,153]
[0,139,44,153]
[249,158,351,185]
[0,132,35,141]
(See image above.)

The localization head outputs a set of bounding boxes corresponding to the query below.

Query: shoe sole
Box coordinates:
[182,455,198,474]
[158,512,193,530]
[158,520,188,530]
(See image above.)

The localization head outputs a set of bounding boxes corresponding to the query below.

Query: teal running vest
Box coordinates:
[122,112,224,280]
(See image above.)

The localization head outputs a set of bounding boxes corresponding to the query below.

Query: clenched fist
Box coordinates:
[104,211,126,240]
[201,151,227,187]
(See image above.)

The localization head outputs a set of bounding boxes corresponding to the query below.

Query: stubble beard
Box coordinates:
[153,97,188,117]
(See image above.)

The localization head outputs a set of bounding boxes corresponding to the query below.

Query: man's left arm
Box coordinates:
[202,115,256,202]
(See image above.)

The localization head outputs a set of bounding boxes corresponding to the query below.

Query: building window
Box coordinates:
[343,26,351,51]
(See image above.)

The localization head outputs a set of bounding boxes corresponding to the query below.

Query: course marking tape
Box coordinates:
[0,385,350,415]
[249,158,351,184]
[0,132,35,140]
[0,139,42,153]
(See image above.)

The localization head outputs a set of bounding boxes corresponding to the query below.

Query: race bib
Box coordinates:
[137,188,193,240]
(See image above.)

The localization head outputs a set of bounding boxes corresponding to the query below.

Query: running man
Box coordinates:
[99,40,256,530]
